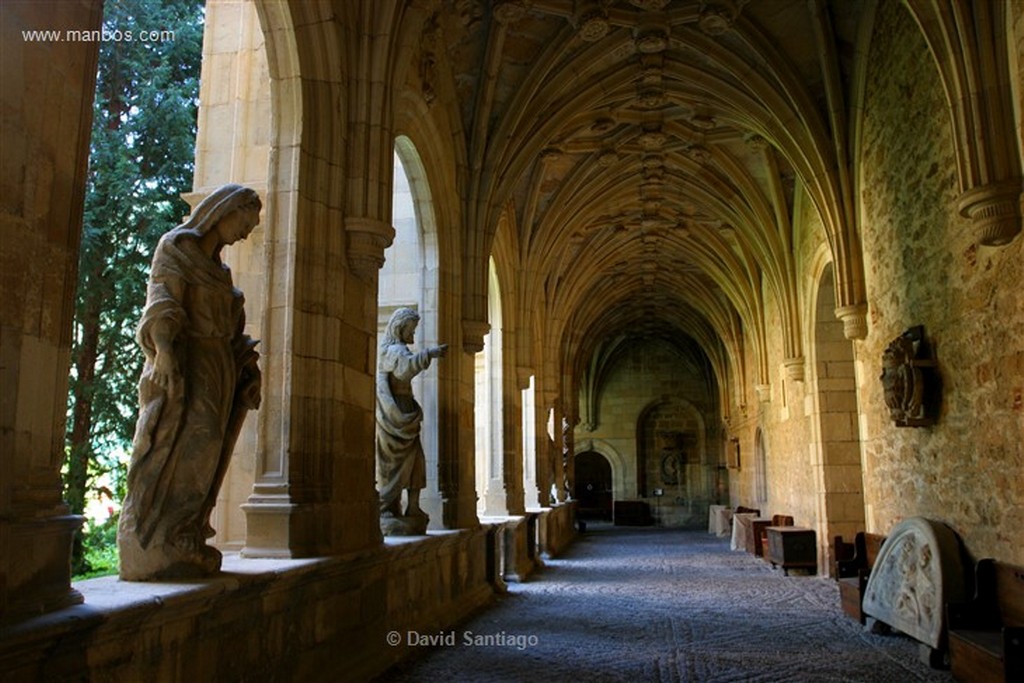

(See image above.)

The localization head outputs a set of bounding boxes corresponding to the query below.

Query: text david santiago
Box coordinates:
[406,630,539,650]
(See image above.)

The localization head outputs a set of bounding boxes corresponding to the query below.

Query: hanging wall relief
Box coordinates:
[879,325,938,427]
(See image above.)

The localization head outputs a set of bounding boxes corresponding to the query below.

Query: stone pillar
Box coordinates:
[185,0,272,550]
[551,398,567,504]
[501,334,526,515]
[0,0,102,622]
[534,388,557,507]
[436,325,483,529]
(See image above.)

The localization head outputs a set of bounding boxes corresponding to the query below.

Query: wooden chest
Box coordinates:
[767,526,816,575]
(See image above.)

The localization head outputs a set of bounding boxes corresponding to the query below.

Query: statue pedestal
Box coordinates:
[380,512,428,537]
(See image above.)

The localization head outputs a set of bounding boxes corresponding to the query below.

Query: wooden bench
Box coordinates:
[834,531,886,623]
[948,559,1024,682]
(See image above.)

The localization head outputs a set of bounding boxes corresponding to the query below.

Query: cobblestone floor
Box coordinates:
[380,523,954,683]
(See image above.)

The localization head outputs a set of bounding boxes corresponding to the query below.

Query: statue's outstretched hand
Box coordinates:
[430,343,449,359]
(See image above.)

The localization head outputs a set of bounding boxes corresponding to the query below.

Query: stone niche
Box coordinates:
[862,517,968,651]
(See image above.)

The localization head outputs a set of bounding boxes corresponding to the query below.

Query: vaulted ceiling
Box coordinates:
[429,0,867,403]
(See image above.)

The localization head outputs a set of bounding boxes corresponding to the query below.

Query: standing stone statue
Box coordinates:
[117,184,262,580]
[376,307,447,536]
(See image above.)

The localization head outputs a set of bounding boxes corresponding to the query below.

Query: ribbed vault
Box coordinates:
[396,0,1020,419]
[447,0,858,409]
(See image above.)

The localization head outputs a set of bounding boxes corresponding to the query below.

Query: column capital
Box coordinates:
[957,180,1022,247]
[835,304,868,340]
[783,357,805,383]
[462,319,490,354]
[345,216,395,282]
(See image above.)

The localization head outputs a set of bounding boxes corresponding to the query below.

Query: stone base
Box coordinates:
[117,529,223,581]
[1,514,84,624]
[380,512,428,537]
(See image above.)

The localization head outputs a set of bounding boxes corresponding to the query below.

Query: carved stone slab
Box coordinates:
[862,517,968,649]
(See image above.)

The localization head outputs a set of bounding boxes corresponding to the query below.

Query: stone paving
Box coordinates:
[379,524,954,683]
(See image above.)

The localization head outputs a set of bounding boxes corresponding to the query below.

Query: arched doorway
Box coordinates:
[813,263,866,573]
[574,451,613,520]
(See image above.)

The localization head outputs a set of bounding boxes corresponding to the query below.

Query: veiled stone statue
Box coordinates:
[118,184,262,580]
[376,308,447,536]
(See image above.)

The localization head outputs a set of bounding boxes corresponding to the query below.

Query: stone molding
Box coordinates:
[462,319,491,354]
[346,216,396,282]
[957,179,1023,247]
[783,357,805,383]
[835,304,868,340]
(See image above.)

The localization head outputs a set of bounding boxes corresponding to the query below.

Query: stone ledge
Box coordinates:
[0,528,496,682]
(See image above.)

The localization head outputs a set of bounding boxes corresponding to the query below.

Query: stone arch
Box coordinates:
[810,262,865,575]
[378,137,443,527]
[635,396,713,528]
[574,451,613,521]
[574,437,628,506]
[902,1,1022,246]
[187,0,306,557]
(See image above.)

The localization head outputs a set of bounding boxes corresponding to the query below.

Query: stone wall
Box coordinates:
[575,338,721,528]
[748,258,817,532]
[857,1,1024,564]
[0,529,497,682]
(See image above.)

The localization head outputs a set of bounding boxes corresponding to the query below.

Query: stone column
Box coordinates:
[434,321,484,529]
[501,331,526,515]
[0,0,102,622]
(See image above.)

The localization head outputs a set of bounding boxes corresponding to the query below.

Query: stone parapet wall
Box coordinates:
[0,529,496,682]
[536,502,578,559]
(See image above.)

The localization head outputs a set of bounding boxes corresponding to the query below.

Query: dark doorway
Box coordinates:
[575,451,613,520]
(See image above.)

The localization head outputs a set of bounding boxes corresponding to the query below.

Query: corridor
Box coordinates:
[382,525,953,683]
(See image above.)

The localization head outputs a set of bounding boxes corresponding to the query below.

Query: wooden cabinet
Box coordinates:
[767,527,816,575]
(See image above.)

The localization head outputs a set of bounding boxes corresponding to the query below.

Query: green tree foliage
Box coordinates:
[66,0,205,576]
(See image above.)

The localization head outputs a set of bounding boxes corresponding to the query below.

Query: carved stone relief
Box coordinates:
[880,325,938,427]
[862,517,968,650]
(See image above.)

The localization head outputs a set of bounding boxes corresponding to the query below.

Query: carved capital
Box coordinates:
[835,304,868,340]
[957,180,1022,246]
[346,217,395,282]
[493,0,527,25]
[629,0,670,10]
[638,130,666,151]
[783,357,805,383]
[698,0,748,36]
[684,144,712,165]
[597,149,619,167]
[754,383,771,403]
[744,132,768,151]
[634,28,667,54]
[540,146,563,163]
[462,319,490,354]
[578,9,609,42]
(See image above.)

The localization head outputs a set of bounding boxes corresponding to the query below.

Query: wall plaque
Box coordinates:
[880,325,938,427]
